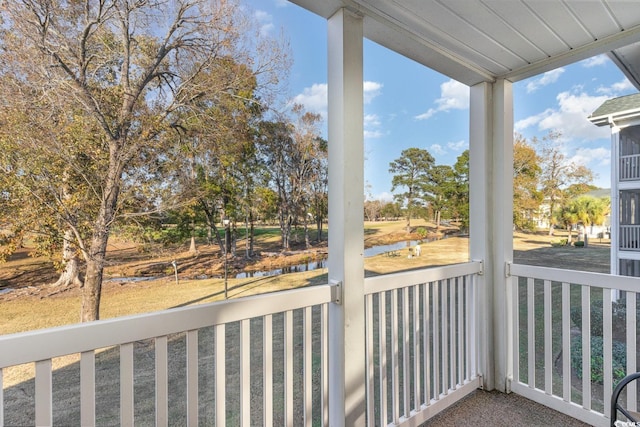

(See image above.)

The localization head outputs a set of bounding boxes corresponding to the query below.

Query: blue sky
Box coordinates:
[247,0,638,201]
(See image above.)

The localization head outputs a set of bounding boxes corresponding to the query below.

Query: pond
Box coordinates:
[236,238,441,278]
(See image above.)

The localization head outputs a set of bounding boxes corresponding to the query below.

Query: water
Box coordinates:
[237,239,434,278]
[109,238,450,282]
[235,260,327,278]
[363,240,421,257]
[104,276,158,283]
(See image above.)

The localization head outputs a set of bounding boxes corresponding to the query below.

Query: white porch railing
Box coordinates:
[0,262,484,426]
[364,261,483,427]
[620,225,640,251]
[620,154,640,181]
[0,285,334,426]
[511,263,640,427]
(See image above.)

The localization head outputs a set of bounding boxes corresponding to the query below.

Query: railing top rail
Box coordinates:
[0,284,333,368]
[363,261,482,295]
[510,263,640,293]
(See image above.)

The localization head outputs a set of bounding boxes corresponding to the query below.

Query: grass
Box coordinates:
[0,225,614,424]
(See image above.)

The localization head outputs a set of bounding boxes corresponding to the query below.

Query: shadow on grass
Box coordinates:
[2,307,326,426]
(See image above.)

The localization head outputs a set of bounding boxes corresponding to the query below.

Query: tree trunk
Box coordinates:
[81,162,121,322]
[316,216,323,242]
[52,228,83,288]
[566,225,573,244]
[189,220,197,254]
[304,214,310,249]
[82,231,110,322]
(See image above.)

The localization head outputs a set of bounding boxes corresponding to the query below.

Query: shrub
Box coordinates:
[415,227,428,238]
[571,335,626,384]
[570,298,638,338]
[574,240,585,247]
[551,238,567,247]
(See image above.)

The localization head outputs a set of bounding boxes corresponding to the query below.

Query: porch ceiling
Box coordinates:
[289,0,640,89]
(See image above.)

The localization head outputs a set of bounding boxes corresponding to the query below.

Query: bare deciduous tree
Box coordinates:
[0,0,289,321]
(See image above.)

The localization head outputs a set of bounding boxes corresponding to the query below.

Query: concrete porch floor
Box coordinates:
[424,390,591,426]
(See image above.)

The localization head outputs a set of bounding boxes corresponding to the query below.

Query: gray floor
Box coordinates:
[424,390,592,427]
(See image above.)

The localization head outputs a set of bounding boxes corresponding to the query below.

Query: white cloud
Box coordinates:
[447,140,467,152]
[291,80,383,119]
[292,83,328,116]
[581,55,608,68]
[254,10,274,37]
[364,114,381,127]
[569,147,610,167]
[415,108,436,121]
[364,81,383,104]
[415,79,469,120]
[274,0,289,7]
[364,129,385,139]
[436,80,470,110]
[526,68,565,93]
[515,90,610,141]
[597,78,634,95]
[430,144,446,155]
[515,109,554,133]
[536,91,610,141]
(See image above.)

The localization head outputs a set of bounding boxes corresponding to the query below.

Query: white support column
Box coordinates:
[327,8,366,426]
[611,130,619,276]
[469,79,514,393]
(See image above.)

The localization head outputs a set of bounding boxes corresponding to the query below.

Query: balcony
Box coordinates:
[620,155,640,182]
[1,261,637,426]
[620,225,640,251]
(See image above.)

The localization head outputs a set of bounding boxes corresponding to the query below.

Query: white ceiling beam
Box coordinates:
[502,23,640,83]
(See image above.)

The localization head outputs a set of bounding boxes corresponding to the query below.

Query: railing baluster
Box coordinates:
[449,278,456,391]
[581,285,591,410]
[215,324,225,426]
[379,291,387,426]
[285,310,293,426]
[303,306,312,427]
[321,305,328,426]
[35,359,52,427]
[544,280,552,395]
[457,277,464,387]
[413,284,421,411]
[424,283,431,405]
[80,351,95,426]
[627,292,637,413]
[402,286,410,418]
[512,276,520,385]
[241,319,250,427]
[264,314,273,427]
[0,367,4,426]
[155,336,168,426]
[471,274,478,379]
[603,289,612,419]
[433,281,440,400]
[391,288,399,424]
[562,282,571,402]
[186,330,198,427]
[365,294,375,424]
[527,278,535,389]
[441,279,449,396]
[470,275,477,381]
[120,343,134,426]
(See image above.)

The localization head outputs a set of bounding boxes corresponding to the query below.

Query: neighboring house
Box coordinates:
[590,93,640,276]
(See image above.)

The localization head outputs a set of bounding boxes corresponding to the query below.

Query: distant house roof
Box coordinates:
[589,93,640,126]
